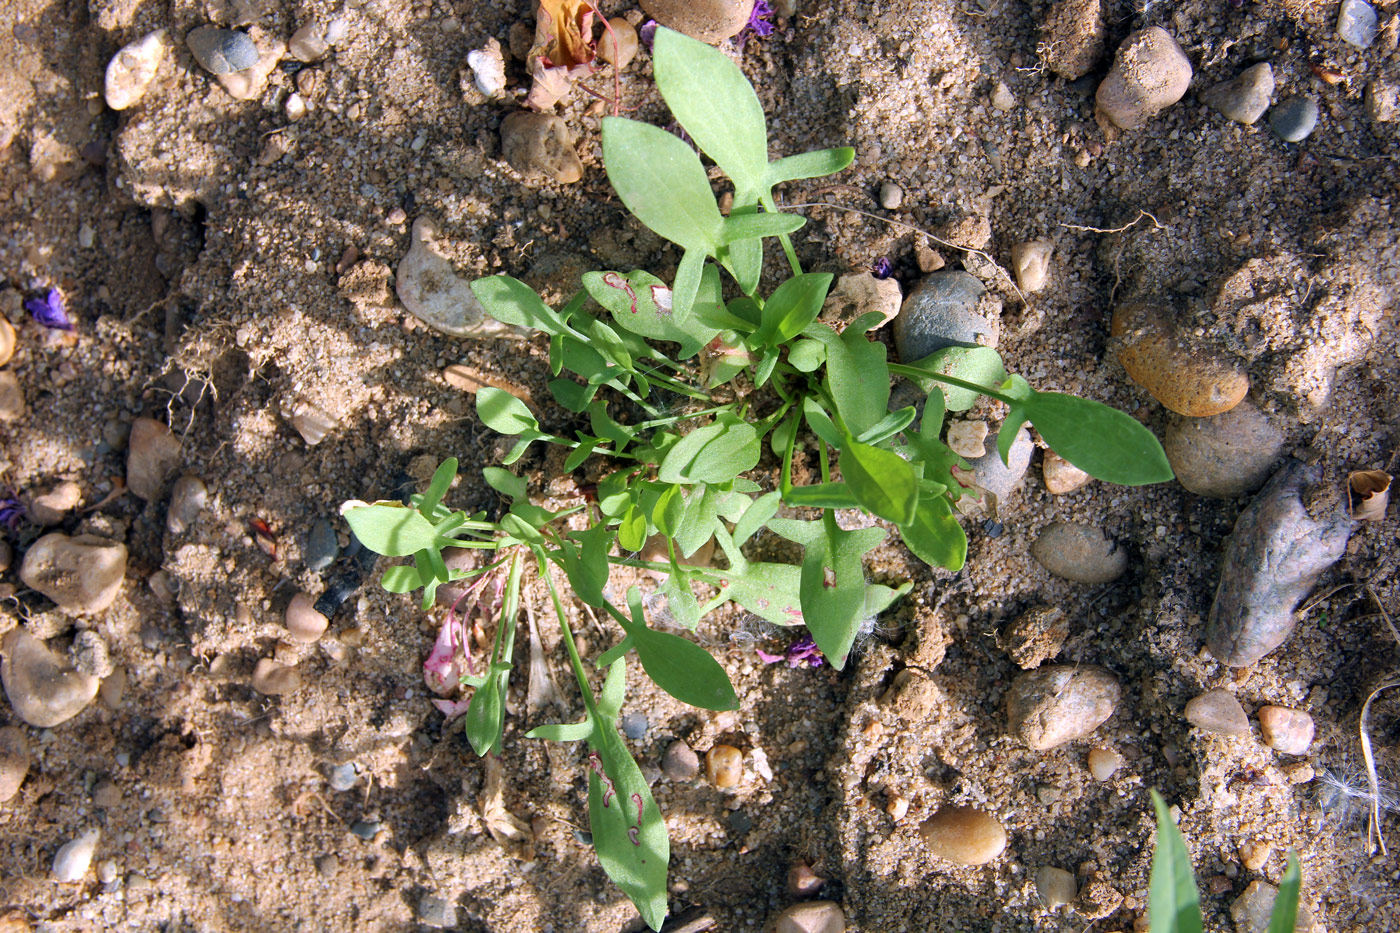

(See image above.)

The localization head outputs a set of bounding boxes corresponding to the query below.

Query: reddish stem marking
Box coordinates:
[587,751,617,807]
[628,827,640,846]
[632,792,644,825]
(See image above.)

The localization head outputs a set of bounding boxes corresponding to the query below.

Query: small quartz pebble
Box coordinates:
[1036,866,1078,907]
[946,420,988,459]
[879,182,904,210]
[467,39,507,97]
[1007,665,1120,749]
[1257,706,1314,754]
[774,900,846,933]
[0,726,31,802]
[1095,27,1193,129]
[662,740,700,781]
[597,18,638,70]
[417,894,457,930]
[327,763,358,791]
[251,659,302,696]
[104,30,168,110]
[1200,63,1274,126]
[186,26,260,75]
[397,217,524,338]
[284,398,339,446]
[820,272,901,332]
[1269,97,1319,143]
[167,475,208,535]
[0,318,15,367]
[97,859,118,884]
[285,592,329,643]
[1184,688,1251,737]
[1030,523,1127,584]
[289,18,345,63]
[990,80,1016,112]
[1240,839,1271,871]
[705,744,743,789]
[284,92,306,121]
[1010,240,1051,293]
[919,805,1007,865]
[1087,746,1123,781]
[1336,0,1379,49]
[620,711,648,740]
[787,862,826,897]
[1043,450,1092,494]
[1231,880,1316,932]
[52,828,100,882]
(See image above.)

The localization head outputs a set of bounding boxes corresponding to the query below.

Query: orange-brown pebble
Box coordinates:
[705,744,743,790]
[918,805,1007,865]
[1111,303,1249,417]
[285,591,329,644]
[1043,450,1092,494]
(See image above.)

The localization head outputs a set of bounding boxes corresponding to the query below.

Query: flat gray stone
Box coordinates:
[893,271,999,362]
[1200,63,1274,125]
[1337,0,1379,49]
[186,26,259,75]
[1269,97,1319,143]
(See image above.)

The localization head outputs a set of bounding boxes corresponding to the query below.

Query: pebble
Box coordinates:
[28,481,81,526]
[1164,399,1285,499]
[52,828,100,882]
[1206,460,1352,666]
[397,217,523,338]
[598,19,639,70]
[185,26,259,74]
[1111,303,1249,417]
[104,29,168,110]
[1030,522,1127,584]
[774,900,846,933]
[1257,706,1314,754]
[1231,880,1316,932]
[466,38,507,97]
[92,778,121,808]
[620,711,648,740]
[97,859,118,884]
[820,272,901,332]
[1336,0,1379,49]
[19,533,128,615]
[0,726,31,802]
[879,182,904,210]
[945,420,987,459]
[0,318,14,366]
[305,519,339,571]
[166,474,208,535]
[350,819,381,841]
[990,81,1016,112]
[327,763,358,791]
[706,744,743,790]
[286,399,339,445]
[500,112,584,185]
[1239,839,1271,871]
[919,805,1007,865]
[0,371,26,421]
[967,424,1033,506]
[893,271,1000,362]
[1035,866,1078,907]
[251,658,302,696]
[787,862,826,897]
[1042,450,1092,495]
[1010,240,1052,293]
[417,894,457,929]
[1000,606,1068,670]
[284,92,306,121]
[285,592,329,644]
[1184,688,1251,737]
[1366,79,1398,123]
[1269,97,1319,143]
[216,38,285,100]
[70,631,114,678]
[640,0,756,43]
[126,418,181,501]
[1095,27,1193,130]
[289,18,343,63]
[662,740,700,781]
[1200,63,1274,126]
[1,630,101,727]
[1038,0,1105,80]
[1086,747,1123,781]
[315,853,339,878]
[1006,665,1120,750]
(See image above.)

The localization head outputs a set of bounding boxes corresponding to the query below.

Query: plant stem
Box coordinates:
[886,364,1016,405]
[538,550,597,709]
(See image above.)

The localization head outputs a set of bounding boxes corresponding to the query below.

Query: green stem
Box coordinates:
[537,549,596,709]
[818,437,832,483]
[886,364,1015,405]
[780,408,798,496]
[763,194,802,277]
[631,404,733,431]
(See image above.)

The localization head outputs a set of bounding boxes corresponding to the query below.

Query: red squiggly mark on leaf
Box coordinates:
[602,272,638,313]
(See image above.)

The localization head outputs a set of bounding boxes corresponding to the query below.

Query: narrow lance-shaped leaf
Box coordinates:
[1024,391,1174,486]
[464,553,523,756]
[601,117,722,255]
[1267,851,1302,933]
[1148,790,1204,933]
[610,587,738,711]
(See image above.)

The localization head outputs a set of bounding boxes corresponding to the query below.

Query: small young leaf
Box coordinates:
[477,387,539,435]
[464,554,522,756]
[901,346,1007,412]
[733,491,781,548]
[765,147,857,185]
[618,504,647,552]
[1024,392,1174,485]
[343,503,440,557]
[755,273,833,346]
[418,458,458,515]
[555,524,612,608]
[718,211,806,245]
[802,397,844,451]
[769,517,886,668]
[564,438,600,473]
[526,720,593,742]
[1268,851,1302,933]
[997,408,1030,467]
[840,438,918,524]
[482,466,527,502]
[897,493,967,571]
[651,485,685,537]
[1148,790,1205,933]
[380,564,423,593]
[470,275,567,333]
[855,406,917,445]
[754,348,779,389]
[801,320,890,437]
[658,414,759,484]
[787,339,825,372]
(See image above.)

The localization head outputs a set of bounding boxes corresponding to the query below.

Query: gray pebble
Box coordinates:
[1030,522,1127,584]
[305,519,340,571]
[661,740,700,782]
[1184,688,1251,737]
[1164,398,1285,499]
[1035,866,1078,907]
[1337,0,1379,49]
[967,425,1033,506]
[350,820,381,840]
[327,763,358,791]
[894,271,999,362]
[727,810,753,834]
[185,26,260,75]
[620,710,648,740]
[1199,63,1274,126]
[417,894,457,929]
[166,474,208,535]
[1269,97,1319,143]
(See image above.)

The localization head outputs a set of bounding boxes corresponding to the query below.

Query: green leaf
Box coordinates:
[587,318,633,371]
[589,403,635,445]
[733,491,781,548]
[754,347,779,389]
[418,458,458,516]
[564,439,600,473]
[1268,851,1302,933]
[1024,392,1174,485]
[768,517,886,668]
[708,529,806,627]
[856,407,917,445]
[601,117,722,254]
[380,564,423,593]
[658,572,703,629]
[802,320,890,437]
[555,525,612,608]
[901,346,1007,412]
[840,438,917,524]
[618,505,647,552]
[718,211,806,245]
[755,273,833,346]
[898,493,967,571]
[617,587,737,710]
[770,409,800,459]
[673,485,719,559]
[464,554,522,756]
[583,269,720,359]
[595,635,635,669]
[802,397,844,450]
[482,466,527,501]
[470,276,567,334]
[921,388,947,439]
[998,408,1030,467]
[765,147,856,185]
[651,485,684,537]
[1148,791,1204,933]
[787,339,825,372]
[477,387,538,435]
[526,720,593,742]
[784,481,860,510]
[658,413,759,484]
[343,503,440,557]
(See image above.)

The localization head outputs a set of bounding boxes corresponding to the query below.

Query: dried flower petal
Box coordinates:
[745,0,775,38]
[638,20,658,50]
[24,289,73,331]
[0,496,24,531]
[1349,470,1391,522]
[872,257,894,279]
[431,696,473,721]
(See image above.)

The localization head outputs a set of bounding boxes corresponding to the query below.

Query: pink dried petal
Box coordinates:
[755,647,784,664]
[424,612,467,695]
[432,696,473,721]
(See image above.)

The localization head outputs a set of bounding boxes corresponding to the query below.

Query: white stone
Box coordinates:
[1010,240,1052,293]
[397,217,527,338]
[52,828,100,882]
[467,39,507,97]
[104,30,168,110]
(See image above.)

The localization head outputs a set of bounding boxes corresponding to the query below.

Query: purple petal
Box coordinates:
[755,647,784,664]
[639,20,658,51]
[747,0,776,37]
[872,257,893,279]
[25,289,73,331]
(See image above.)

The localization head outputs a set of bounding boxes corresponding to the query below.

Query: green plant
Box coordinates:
[344,28,1173,930]
[1149,790,1302,933]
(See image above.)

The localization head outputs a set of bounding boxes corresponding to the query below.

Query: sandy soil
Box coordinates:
[0,0,1397,930]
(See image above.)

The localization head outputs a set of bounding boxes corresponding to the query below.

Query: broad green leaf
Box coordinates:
[562,335,610,382]
[651,485,684,537]
[658,414,759,484]
[708,529,806,627]
[768,517,886,668]
[482,466,527,501]
[418,458,458,515]
[1025,392,1173,485]
[898,493,967,571]
[583,269,720,359]
[601,117,722,253]
[765,147,856,185]
[673,485,719,559]
[787,339,825,372]
[617,587,737,710]
[784,481,860,510]
[1149,791,1204,933]
[380,564,423,593]
[718,211,806,245]
[902,346,1007,412]
[1269,852,1302,933]
[555,525,612,608]
[802,320,890,437]
[618,505,647,552]
[477,387,538,435]
[840,438,917,524]
[470,275,567,333]
[344,503,440,557]
[755,273,833,346]
[733,491,781,548]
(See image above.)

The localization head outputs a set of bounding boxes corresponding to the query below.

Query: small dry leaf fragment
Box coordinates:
[1348,470,1390,522]
[526,0,600,110]
[479,754,535,859]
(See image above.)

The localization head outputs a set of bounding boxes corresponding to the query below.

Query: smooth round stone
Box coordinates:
[1337,0,1379,49]
[327,763,358,791]
[1164,399,1285,498]
[500,112,584,185]
[127,418,181,501]
[0,318,15,368]
[1038,0,1105,80]
[289,19,336,63]
[967,424,1033,505]
[1200,63,1274,126]
[0,726,31,802]
[1086,747,1123,781]
[185,26,260,75]
[597,18,638,70]
[1035,866,1078,907]
[104,29,168,110]
[250,659,302,696]
[52,828,100,882]
[1257,706,1314,754]
[894,271,999,362]
[879,181,904,210]
[166,474,208,535]
[662,740,700,781]
[774,900,846,933]
[1030,523,1127,584]
[350,820,381,840]
[1042,450,1091,494]
[28,481,81,526]
[620,711,648,740]
[919,805,1007,865]
[417,894,457,929]
[1006,665,1120,750]
[946,420,988,459]
[285,592,329,644]
[705,744,742,789]
[97,859,118,884]
[1269,97,1319,143]
[640,0,756,43]
[1010,240,1052,293]
[19,533,128,615]
[1184,688,1251,737]
[304,519,339,571]
[397,218,524,338]
[2,630,101,727]
[1111,303,1249,417]
[1095,27,1192,129]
